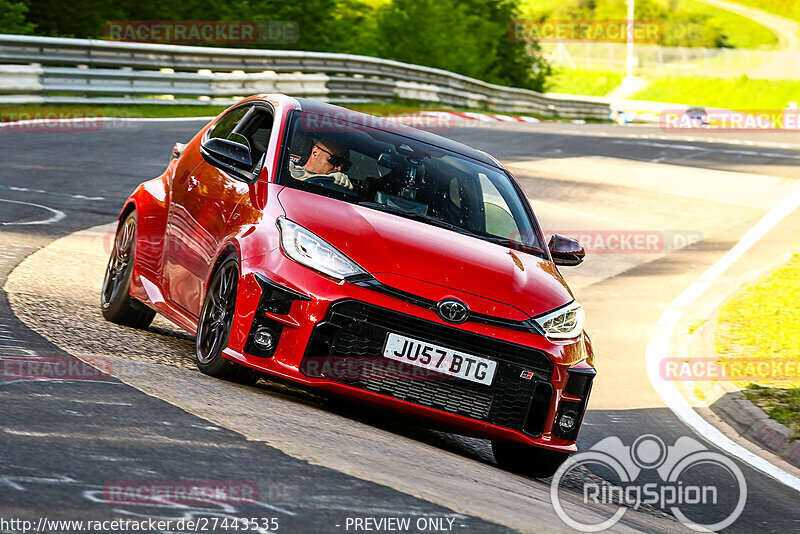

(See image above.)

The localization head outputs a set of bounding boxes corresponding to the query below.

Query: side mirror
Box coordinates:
[200,137,255,182]
[548,234,585,266]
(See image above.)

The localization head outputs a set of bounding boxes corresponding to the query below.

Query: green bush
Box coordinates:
[0,0,34,34]
[374,0,550,90]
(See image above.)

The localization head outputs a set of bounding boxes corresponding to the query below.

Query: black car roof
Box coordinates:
[294,97,500,168]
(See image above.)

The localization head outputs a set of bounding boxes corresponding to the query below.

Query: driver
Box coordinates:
[290,136,353,190]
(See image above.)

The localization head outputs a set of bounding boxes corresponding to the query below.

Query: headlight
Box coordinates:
[277,217,365,280]
[533,301,584,340]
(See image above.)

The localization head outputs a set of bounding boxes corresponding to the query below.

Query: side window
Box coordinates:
[208,106,250,142]
[206,105,274,172]
[479,173,520,240]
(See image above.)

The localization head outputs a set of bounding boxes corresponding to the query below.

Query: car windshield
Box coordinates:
[278,111,544,254]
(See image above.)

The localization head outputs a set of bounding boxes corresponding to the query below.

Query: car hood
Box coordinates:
[278,188,574,320]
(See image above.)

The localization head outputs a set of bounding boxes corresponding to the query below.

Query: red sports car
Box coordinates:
[101,94,594,477]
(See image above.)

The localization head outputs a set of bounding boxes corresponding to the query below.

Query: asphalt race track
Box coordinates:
[1,117,800,533]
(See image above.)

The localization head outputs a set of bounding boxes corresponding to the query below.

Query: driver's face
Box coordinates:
[306,144,344,175]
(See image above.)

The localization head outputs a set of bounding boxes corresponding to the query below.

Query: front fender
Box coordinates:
[130,175,171,276]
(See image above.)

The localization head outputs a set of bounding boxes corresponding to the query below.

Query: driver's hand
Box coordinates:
[330,172,353,190]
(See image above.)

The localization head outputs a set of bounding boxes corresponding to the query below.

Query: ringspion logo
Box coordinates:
[551,434,746,531]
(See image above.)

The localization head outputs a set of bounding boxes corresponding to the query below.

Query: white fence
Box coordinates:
[0,34,610,119]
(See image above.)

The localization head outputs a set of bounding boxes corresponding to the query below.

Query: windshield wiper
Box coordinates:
[479,236,545,256]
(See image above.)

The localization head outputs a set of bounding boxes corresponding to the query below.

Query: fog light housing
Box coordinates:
[558,411,577,432]
[253,327,275,350]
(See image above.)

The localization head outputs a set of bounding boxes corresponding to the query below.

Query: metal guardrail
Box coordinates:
[0,34,610,118]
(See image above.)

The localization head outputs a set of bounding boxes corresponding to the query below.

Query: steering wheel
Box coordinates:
[305,175,360,197]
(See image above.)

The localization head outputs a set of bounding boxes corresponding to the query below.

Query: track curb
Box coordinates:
[682,294,800,470]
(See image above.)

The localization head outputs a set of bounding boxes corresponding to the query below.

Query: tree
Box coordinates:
[326,0,379,56]
[374,0,549,90]
[221,0,341,52]
[375,0,494,80]
[460,0,551,90]
[1,0,35,34]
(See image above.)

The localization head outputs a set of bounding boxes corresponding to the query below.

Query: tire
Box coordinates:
[195,257,260,385]
[492,440,570,478]
[101,211,156,329]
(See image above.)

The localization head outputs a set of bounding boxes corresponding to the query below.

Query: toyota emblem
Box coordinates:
[436,299,469,323]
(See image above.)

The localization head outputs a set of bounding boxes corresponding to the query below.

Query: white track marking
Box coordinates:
[645,188,800,492]
[0,184,104,201]
[611,139,800,160]
[0,198,65,225]
[528,128,800,150]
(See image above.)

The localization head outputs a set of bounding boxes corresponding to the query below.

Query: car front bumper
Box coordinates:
[223,251,595,453]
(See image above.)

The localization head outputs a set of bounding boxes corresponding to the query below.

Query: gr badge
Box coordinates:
[520,370,535,380]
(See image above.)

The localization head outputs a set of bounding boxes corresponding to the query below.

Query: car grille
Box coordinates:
[302,300,554,434]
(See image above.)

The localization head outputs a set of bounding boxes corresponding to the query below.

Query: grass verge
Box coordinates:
[744,385,800,439]
[631,75,800,109]
[547,69,623,97]
[681,0,779,49]
[517,0,778,49]
[716,253,800,440]
[726,0,800,25]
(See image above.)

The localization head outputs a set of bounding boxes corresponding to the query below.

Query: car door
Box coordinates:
[164,103,273,316]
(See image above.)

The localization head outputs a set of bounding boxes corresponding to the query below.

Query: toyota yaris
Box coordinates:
[101,94,595,477]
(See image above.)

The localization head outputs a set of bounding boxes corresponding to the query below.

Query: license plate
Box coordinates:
[382,332,497,386]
